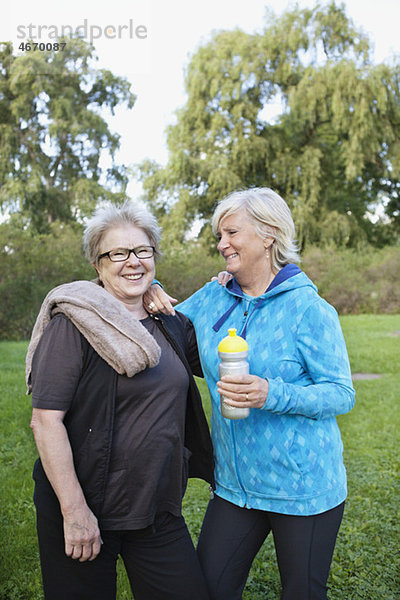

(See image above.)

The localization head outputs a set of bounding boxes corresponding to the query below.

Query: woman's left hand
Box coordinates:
[211,271,233,286]
[217,374,269,409]
[143,285,178,316]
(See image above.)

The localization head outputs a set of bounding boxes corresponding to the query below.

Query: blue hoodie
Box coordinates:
[177,265,355,515]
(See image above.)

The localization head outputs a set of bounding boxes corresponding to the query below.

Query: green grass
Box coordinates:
[0,315,399,599]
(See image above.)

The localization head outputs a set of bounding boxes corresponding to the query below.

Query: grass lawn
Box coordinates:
[0,314,399,599]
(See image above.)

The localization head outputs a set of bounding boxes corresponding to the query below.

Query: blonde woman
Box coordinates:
[146,187,355,600]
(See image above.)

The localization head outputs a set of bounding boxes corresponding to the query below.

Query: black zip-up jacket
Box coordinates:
[33,311,214,518]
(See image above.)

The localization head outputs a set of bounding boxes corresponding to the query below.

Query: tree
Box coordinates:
[139,2,400,248]
[0,38,135,231]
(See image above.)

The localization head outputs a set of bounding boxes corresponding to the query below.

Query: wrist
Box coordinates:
[60,492,88,517]
[260,378,269,409]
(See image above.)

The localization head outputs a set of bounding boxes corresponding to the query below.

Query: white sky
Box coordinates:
[3,0,400,199]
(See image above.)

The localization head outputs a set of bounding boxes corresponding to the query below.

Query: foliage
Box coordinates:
[0,217,93,339]
[1,217,399,341]
[155,243,225,301]
[139,2,400,248]
[0,38,135,231]
[1,315,399,598]
[302,244,400,314]
[0,218,225,339]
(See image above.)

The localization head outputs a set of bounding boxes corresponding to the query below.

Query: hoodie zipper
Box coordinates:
[230,421,248,507]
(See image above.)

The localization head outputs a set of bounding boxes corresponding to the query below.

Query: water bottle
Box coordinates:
[218,328,250,420]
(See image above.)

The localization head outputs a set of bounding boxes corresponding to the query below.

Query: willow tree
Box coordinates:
[0,38,135,231]
[140,2,400,248]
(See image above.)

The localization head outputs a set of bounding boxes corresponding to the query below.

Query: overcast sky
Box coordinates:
[3,0,400,199]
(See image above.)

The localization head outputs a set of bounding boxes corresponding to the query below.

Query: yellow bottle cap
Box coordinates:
[218,328,248,352]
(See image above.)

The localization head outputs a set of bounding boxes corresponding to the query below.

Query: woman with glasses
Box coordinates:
[145,187,355,600]
[27,202,213,600]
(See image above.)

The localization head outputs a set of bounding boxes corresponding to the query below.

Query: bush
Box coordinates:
[0,221,92,339]
[302,245,400,314]
[155,243,225,301]
[1,218,399,342]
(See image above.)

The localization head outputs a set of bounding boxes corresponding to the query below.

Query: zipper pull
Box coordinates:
[209,485,214,500]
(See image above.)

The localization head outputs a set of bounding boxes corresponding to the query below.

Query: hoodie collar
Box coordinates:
[226,263,301,297]
[265,263,301,292]
[212,263,302,334]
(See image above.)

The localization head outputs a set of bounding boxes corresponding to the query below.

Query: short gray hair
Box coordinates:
[211,187,300,271]
[83,201,162,265]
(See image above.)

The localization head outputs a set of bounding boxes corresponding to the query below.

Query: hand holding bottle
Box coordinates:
[217,373,269,411]
[218,329,250,419]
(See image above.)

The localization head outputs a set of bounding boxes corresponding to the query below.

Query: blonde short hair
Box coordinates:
[83,201,162,265]
[212,187,300,272]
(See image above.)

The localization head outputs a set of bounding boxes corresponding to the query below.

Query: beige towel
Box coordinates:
[26,280,161,392]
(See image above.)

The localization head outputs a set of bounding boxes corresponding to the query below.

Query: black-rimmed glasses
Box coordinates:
[98,246,155,262]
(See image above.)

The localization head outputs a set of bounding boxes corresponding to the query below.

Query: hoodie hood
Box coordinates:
[212,264,317,336]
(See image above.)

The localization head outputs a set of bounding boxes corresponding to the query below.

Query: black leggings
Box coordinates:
[197,495,344,600]
[36,510,209,600]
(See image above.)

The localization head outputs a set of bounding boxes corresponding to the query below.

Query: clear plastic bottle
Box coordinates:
[218,328,250,420]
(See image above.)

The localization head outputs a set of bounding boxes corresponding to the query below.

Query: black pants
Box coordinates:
[197,495,345,600]
[36,510,210,600]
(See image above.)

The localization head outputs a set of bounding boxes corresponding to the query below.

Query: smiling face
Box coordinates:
[216,209,274,293]
[94,225,155,311]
